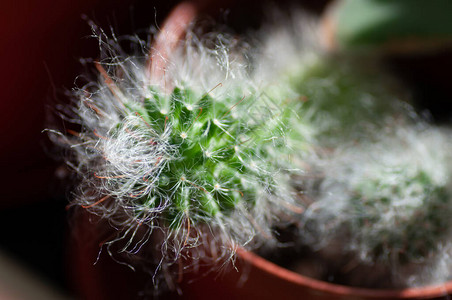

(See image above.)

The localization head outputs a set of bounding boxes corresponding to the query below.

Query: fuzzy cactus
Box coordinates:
[88,81,307,230]
[349,165,451,265]
[302,125,452,287]
[52,26,312,279]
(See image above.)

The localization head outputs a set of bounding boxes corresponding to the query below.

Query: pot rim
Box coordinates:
[237,248,452,299]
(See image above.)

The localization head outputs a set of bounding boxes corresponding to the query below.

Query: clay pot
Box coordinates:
[72,218,452,300]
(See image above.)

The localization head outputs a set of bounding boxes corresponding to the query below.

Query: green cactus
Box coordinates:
[106,83,308,230]
[58,27,313,268]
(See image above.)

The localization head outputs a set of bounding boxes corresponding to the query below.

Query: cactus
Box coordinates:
[81,81,307,229]
[54,28,311,275]
[301,124,452,287]
[350,166,451,265]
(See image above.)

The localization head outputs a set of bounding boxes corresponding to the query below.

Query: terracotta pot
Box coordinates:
[72,217,452,300]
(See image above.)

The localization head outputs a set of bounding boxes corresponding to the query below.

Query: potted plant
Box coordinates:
[53,1,452,299]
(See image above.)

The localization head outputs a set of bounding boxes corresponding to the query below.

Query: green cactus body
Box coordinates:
[55,25,320,274]
[89,80,309,236]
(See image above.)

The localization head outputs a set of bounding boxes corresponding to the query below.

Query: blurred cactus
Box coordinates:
[301,121,452,287]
